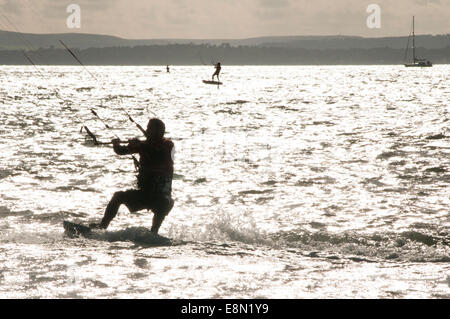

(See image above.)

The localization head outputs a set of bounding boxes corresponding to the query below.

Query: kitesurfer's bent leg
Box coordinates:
[94,191,129,229]
[90,190,137,229]
[90,190,174,233]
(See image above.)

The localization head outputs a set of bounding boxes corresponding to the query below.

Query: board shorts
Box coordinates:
[121,190,174,216]
[122,176,174,216]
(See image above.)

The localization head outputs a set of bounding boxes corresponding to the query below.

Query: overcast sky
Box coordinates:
[0,0,448,39]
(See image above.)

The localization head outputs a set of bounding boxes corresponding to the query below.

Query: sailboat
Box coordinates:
[404,16,432,67]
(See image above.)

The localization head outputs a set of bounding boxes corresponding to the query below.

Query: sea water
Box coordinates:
[0,65,448,298]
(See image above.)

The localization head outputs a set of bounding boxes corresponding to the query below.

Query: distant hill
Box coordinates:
[0,30,449,65]
[0,43,449,65]
[0,30,449,51]
[257,35,450,50]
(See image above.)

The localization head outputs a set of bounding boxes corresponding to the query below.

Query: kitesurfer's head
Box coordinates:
[147,118,165,140]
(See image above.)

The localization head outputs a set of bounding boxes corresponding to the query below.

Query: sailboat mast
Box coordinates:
[404,16,431,67]
[412,16,416,62]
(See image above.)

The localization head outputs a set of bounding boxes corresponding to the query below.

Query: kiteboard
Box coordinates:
[63,221,92,238]
[63,220,177,246]
[203,80,223,85]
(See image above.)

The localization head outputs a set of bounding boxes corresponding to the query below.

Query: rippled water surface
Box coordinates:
[0,65,449,298]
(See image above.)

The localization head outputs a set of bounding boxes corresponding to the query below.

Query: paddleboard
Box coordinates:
[203,80,223,85]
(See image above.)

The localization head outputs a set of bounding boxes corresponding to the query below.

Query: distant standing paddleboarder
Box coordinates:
[212,62,221,82]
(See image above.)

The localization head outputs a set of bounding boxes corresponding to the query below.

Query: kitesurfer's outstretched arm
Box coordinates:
[112,138,141,155]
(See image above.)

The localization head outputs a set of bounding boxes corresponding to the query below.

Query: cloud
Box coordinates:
[414,0,441,4]
[0,0,448,38]
[258,0,291,8]
[0,0,22,14]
